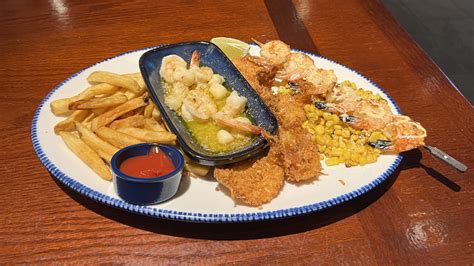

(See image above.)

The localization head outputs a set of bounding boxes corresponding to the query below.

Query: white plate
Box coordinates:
[32,44,402,222]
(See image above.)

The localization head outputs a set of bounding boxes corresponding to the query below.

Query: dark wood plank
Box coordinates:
[264,0,320,54]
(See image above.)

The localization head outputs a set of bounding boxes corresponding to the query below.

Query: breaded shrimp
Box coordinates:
[232,57,275,101]
[214,148,285,206]
[275,128,322,182]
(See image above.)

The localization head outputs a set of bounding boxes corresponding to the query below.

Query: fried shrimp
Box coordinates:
[232,57,275,101]
[214,148,285,206]
[267,93,307,129]
[232,56,322,184]
[276,128,322,182]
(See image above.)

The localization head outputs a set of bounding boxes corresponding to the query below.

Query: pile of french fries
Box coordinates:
[51,71,209,181]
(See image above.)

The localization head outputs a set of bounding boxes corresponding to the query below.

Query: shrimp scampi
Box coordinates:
[159,55,187,83]
[161,50,265,153]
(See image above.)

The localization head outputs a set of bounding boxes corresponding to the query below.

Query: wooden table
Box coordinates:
[1,0,472,264]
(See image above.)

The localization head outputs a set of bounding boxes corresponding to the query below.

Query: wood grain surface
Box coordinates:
[1,0,472,264]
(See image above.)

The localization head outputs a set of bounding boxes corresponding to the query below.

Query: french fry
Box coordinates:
[83,121,92,130]
[69,94,128,110]
[59,131,112,181]
[120,88,139,100]
[50,83,118,115]
[185,161,210,176]
[91,108,109,115]
[144,102,154,118]
[133,106,147,116]
[54,110,91,134]
[178,149,210,176]
[143,118,166,132]
[152,106,162,121]
[82,112,97,124]
[109,115,145,130]
[95,127,143,149]
[116,127,176,144]
[88,71,143,94]
[74,122,119,163]
[122,73,147,90]
[90,94,149,131]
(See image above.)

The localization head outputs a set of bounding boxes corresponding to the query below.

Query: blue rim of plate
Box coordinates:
[31,44,403,223]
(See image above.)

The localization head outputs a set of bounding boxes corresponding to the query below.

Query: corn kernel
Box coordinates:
[323,112,332,120]
[316,135,324,145]
[318,145,326,153]
[342,129,351,138]
[351,153,359,161]
[324,134,332,144]
[333,147,343,156]
[315,124,325,135]
[343,151,351,159]
[346,141,355,149]
[326,157,340,166]
[338,141,346,148]
[368,132,383,142]
[367,154,377,163]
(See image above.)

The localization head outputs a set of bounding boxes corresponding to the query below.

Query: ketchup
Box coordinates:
[120,148,176,178]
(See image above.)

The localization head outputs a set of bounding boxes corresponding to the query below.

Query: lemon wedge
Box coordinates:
[210,37,249,60]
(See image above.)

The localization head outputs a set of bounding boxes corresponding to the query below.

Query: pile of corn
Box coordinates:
[342,80,385,102]
[302,104,387,167]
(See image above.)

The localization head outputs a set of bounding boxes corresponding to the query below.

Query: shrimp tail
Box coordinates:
[368,139,392,150]
[260,129,277,143]
[213,114,276,142]
[368,138,424,153]
[339,114,358,124]
[340,114,373,130]
[314,101,347,114]
[214,115,262,135]
[191,50,200,67]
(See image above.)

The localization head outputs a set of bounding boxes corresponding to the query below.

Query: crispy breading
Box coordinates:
[235,57,322,180]
[275,128,321,182]
[214,148,285,206]
[233,57,274,102]
[267,93,307,130]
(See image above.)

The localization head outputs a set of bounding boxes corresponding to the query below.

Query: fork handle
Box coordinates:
[424,145,467,172]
